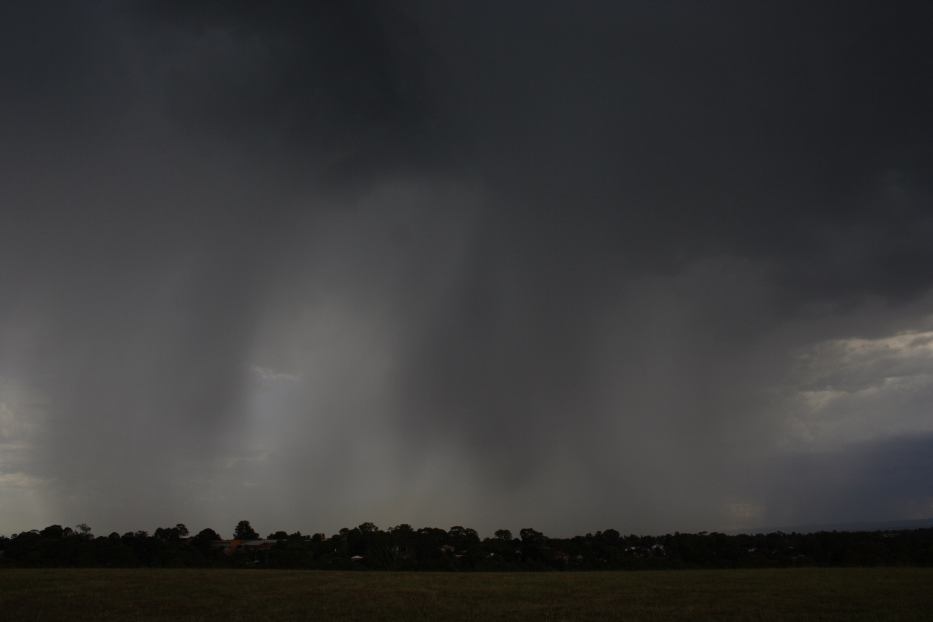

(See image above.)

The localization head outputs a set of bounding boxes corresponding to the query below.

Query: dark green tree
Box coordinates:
[40,525,65,538]
[233,521,259,540]
[193,528,221,541]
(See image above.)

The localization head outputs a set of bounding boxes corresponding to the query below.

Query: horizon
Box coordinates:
[8,514,933,542]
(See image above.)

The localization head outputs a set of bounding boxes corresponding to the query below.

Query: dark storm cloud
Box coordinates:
[422,1,933,301]
[2,1,933,536]
[131,0,438,180]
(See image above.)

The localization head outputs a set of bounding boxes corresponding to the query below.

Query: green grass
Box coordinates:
[1,568,931,621]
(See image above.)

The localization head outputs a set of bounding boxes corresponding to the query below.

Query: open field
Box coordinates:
[1,567,932,621]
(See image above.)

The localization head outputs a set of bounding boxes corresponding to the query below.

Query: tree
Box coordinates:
[520,528,544,543]
[494,529,513,542]
[40,525,64,539]
[194,528,221,541]
[155,524,189,541]
[357,522,378,534]
[233,520,259,540]
[448,526,480,548]
[519,528,546,566]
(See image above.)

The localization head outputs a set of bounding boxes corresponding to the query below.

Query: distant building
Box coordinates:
[212,539,277,556]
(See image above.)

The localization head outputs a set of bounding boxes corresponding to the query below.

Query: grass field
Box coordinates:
[1,567,931,621]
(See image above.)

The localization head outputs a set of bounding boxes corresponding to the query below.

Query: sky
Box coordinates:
[2,1,933,538]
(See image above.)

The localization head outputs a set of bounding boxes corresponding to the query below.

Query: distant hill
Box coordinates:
[736,517,933,535]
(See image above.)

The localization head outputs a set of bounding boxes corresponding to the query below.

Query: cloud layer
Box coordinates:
[1,1,933,536]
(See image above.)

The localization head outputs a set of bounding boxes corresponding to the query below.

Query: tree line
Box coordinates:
[2,521,932,570]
